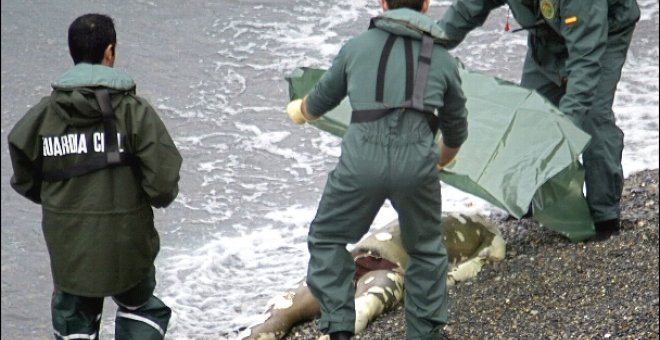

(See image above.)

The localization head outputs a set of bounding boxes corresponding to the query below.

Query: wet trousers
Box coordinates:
[521,25,635,223]
[51,265,171,340]
[306,124,448,340]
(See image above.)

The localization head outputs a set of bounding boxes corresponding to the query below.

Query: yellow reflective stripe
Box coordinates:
[564,16,578,25]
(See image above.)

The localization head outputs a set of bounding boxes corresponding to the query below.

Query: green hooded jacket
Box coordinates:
[437,0,640,121]
[8,63,182,297]
[305,8,468,148]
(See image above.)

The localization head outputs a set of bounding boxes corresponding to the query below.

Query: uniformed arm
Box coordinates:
[8,143,42,204]
[436,60,469,169]
[437,0,505,49]
[133,101,183,208]
[437,63,468,148]
[304,46,349,117]
[557,0,608,123]
[7,101,49,204]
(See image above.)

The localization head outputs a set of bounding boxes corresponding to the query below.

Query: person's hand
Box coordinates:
[287,99,307,125]
[437,157,456,171]
[436,141,460,171]
[287,97,319,125]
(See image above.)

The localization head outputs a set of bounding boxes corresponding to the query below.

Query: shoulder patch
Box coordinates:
[540,0,555,20]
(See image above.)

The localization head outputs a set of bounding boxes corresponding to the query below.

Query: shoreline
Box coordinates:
[282,168,659,339]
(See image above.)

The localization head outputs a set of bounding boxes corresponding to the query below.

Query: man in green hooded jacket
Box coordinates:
[286,0,468,338]
[436,0,640,241]
[8,13,182,339]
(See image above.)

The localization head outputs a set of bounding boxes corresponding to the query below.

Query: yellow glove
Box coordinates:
[437,157,456,171]
[287,99,307,125]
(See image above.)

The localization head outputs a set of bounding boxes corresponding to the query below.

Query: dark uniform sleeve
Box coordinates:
[132,99,183,208]
[305,45,349,117]
[8,144,42,204]
[437,0,505,49]
[437,61,468,148]
[7,99,50,204]
[557,0,608,121]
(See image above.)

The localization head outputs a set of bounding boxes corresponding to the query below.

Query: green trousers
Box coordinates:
[521,26,635,223]
[51,265,171,340]
[306,116,448,340]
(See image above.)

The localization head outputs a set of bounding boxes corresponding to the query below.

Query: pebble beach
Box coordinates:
[284,169,659,339]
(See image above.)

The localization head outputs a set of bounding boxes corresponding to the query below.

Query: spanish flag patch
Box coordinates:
[564,16,578,25]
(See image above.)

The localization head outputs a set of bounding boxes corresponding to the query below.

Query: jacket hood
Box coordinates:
[50,63,136,127]
[372,8,451,44]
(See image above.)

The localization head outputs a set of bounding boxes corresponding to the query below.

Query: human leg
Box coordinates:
[306,162,387,335]
[581,26,635,229]
[113,265,171,340]
[51,289,104,339]
[390,160,446,340]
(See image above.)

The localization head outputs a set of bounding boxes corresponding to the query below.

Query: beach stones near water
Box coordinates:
[240,212,506,339]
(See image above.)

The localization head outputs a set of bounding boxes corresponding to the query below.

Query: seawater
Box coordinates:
[1,1,657,339]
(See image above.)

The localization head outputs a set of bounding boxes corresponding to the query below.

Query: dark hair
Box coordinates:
[385,0,425,11]
[68,13,116,64]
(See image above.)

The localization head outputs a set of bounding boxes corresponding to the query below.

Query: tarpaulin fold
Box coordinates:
[286,64,595,242]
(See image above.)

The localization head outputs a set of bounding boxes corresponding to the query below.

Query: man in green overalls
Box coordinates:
[286,0,468,338]
[437,0,640,241]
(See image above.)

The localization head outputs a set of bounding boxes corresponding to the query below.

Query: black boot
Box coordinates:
[590,218,620,241]
[329,331,353,340]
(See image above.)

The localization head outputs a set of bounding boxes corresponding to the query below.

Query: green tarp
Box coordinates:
[286,65,595,242]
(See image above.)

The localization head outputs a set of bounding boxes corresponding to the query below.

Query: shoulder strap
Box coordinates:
[95,88,122,164]
[375,35,416,105]
[411,35,434,112]
[376,34,398,103]
[352,33,438,134]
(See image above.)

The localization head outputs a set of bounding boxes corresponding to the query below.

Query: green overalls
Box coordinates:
[51,266,171,340]
[438,0,640,223]
[304,9,468,339]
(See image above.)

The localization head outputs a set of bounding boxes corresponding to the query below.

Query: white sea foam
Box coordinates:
[156,215,313,337]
